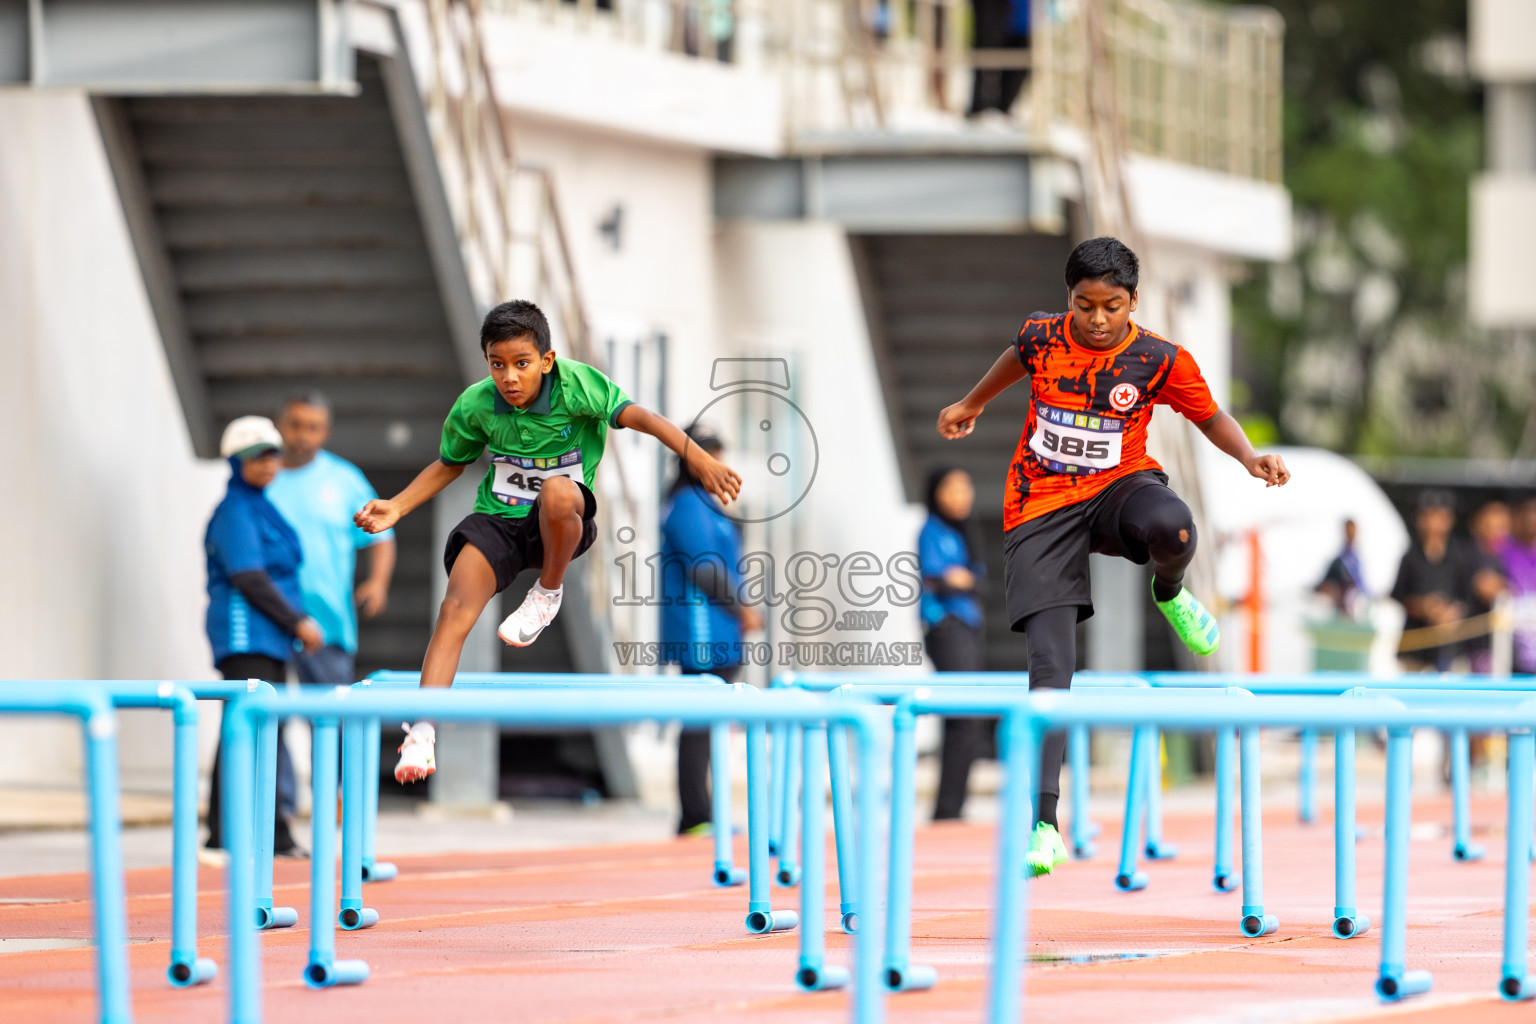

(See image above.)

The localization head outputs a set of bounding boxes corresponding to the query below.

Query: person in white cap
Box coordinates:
[201,416,322,861]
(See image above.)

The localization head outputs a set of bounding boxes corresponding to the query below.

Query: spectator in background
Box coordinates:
[1500,498,1536,675]
[968,0,1031,119]
[1464,500,1511,673]
[266,391,396,835]
[203,417,321,861]
[659,424,762,835]
[1316,518,1367,617]
[919,466,989,821]
[1391,490,1479,671]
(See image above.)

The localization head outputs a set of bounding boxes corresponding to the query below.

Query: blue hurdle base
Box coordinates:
[339,905,380,930]
[796,962,850,992]
[1332,911,1371,939]
[362,860,398,882]
[305,958,370,989]
[1376,969,1433,1000]
[1501,974,1536,1001]
[745,908,799,934]
[167,956,218,987]
[1240,910,1279,938]
[256,903,298,929]
[884,962,938,992]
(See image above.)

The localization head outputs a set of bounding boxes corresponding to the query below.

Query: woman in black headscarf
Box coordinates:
[918,466,988,820]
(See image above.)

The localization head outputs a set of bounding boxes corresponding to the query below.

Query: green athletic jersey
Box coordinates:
[438,358,632,518]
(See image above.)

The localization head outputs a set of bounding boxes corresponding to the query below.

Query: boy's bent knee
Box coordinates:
[1146,500,1196,555]
[540,476,583,515]
[435,592,482,632]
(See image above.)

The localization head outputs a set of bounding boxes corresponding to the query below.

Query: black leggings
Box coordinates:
[206,654,290,851]
[1027,484,1199,826]
[1118,483,1198,602]
[676,664,742,834]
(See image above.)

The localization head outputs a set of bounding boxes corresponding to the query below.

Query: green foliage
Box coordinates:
[1221,0,1517,456]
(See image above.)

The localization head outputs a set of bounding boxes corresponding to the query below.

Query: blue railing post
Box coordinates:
[828,724,860,932]
[1298,728,1317,824]
[745,721,797,934]
[304,718,369,988]
[852,708,890,1024]
[83,702,132,1024]
[1238,727,1278,937]
[224,701,262,1024]
[710,721,746,886]
[360,715,396,882]
[339,718,379,932]
[1114,726,1151,891]
[1068,724,1098,858]
[987,710,1036,1024]
[1143,729,1177,860]
[1212,726,1237,893]
[1450,728,1484,860]
[167,695,217,986]
[776,725,802,886]
[795,723,847,991]
[1377,727,1432,999]
[1331,727,1369,938]
[882,706,935,991]
[1501,728,1534,1000]
[769,722,788,857]
[253,696,296,930]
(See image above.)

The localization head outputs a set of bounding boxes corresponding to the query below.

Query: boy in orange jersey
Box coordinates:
[937,236,1290,876]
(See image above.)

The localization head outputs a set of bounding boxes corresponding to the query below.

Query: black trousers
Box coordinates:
[968,0,1030,114]
[677,664,743,833]
[1017,482,1198,826]
[206,654,295,851]
[927,617,989,820]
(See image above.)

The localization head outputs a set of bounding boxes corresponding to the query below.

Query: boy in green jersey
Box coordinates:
[356,301,741,782]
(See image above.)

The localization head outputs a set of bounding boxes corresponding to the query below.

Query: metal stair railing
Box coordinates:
[417,0,642,662]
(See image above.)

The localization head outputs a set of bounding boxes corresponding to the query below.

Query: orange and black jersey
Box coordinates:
[1004,311,1218,531]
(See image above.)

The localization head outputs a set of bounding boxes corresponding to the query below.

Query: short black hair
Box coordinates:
[480,300,551,355]
[279,388,330,418]
[1065,236,1140,295]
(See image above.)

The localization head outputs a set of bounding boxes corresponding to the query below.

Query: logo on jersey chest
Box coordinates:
[1109,383,1140,412]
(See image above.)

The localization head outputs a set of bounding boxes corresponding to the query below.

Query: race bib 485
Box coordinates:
[489,449,583,506]
[1028,404,1124,475]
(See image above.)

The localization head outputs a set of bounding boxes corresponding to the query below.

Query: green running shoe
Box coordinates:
[1026,823,1068,878]
[1154,582,1220,657]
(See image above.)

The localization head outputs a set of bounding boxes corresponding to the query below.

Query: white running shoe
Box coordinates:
[497,586,562,647]
[394,721,436,784]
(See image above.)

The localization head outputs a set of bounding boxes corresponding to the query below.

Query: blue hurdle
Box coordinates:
[960,690,1536,1021]
[359,671,751,888]
[345,674,790,935]
[0,679,288,988]
[218,685,890,1024]
[0,687,128,1023]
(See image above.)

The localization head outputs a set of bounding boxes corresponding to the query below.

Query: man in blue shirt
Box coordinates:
[267,391,396,825]
[659,425,762,834]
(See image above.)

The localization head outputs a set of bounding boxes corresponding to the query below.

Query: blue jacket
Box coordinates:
[204,457,305,665]
[659,484,744,670]
[918,514,984,629]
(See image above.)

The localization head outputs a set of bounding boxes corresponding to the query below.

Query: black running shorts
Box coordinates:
[1002,470,1172,629]
[443,482,598,594]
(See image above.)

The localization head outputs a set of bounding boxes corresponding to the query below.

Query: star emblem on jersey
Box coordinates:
[1109,383,1140,411]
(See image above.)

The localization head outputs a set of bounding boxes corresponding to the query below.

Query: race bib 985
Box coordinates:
[1028,404,1124,475]
[490,449,582,506]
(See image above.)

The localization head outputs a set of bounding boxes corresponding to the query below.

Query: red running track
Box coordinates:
[0,795,1530,1023]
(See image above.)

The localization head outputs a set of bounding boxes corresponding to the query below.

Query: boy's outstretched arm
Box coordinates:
[616,404,742,505]
[937,346,1028,439]
[1194,411,1290,487]
[355,460,467,534]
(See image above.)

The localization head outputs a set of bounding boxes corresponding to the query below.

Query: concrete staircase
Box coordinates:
[852,232,1071,670]
[95,51,633,797]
